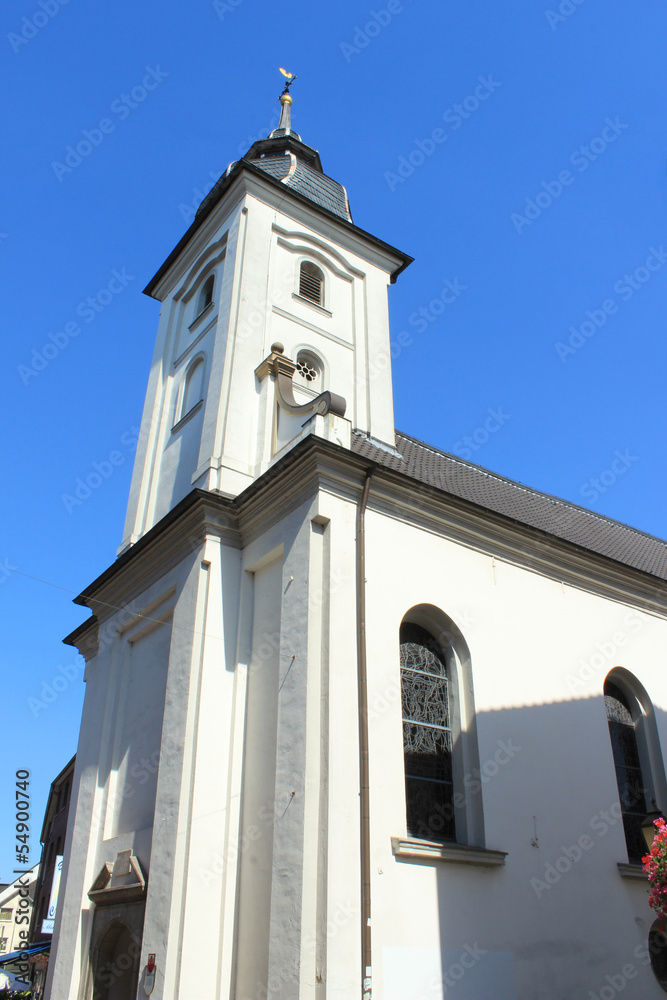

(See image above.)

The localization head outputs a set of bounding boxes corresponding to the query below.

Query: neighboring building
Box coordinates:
[46,83,667,1000]
[0,865,39,991]
[27,756,75,999]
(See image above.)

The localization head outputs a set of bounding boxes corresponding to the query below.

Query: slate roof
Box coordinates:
[280,160,351,221]
[194,129,353,224]
[351,430,667,582]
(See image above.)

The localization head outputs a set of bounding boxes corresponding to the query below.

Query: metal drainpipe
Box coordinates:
[357,468,374,999]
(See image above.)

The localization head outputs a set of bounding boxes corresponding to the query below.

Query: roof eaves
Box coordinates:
[395,429,667,554]
[143,160,412,297]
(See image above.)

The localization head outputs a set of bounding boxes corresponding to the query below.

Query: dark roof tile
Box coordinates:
[351,430,667,581]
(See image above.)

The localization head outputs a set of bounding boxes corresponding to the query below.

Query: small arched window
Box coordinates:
[180,358,205,420]
[299,261,324,306]
[604,678,649,863]
[196,274,215,317]
[400,622,455,842]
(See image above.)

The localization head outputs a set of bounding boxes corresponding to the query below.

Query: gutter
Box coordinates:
[357,468,375,999]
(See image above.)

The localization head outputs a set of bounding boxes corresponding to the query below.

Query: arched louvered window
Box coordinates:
[604,679,648,863]
[400,622,455,842]
[196,274,214,317]
[180,358,205,420]
[299,261,324,306]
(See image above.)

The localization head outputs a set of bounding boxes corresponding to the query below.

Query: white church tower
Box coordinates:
[118,77,409,552]
[48,77,411,1000]
[49,75,667,1000]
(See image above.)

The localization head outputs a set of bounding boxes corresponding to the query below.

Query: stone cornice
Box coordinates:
[65,436,667,650]
[70,491,240,619]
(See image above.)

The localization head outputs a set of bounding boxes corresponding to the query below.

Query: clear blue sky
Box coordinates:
[2,0,666,879]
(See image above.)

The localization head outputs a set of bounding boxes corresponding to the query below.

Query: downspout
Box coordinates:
[357,468,374,1000]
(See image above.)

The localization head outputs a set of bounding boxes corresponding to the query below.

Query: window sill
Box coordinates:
[391,836,507,867]
[189,300,214,330]
[292,292,332,317]
[617,863,646,881]
[171,398,203,434]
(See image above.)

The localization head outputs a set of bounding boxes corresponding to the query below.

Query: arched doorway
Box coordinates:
[91,921,141,1000]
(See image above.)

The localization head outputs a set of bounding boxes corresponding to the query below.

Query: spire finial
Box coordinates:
[279,67,297,96]
[274,68,297,134]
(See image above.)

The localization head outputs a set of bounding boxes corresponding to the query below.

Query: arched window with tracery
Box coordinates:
[400,622,455,842]
[604,677,649,863]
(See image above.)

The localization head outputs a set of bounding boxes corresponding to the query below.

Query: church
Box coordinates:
[47,77,667,999]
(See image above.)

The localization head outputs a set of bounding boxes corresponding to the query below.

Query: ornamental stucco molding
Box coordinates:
[88,850,147,906]
[255,344,346,419]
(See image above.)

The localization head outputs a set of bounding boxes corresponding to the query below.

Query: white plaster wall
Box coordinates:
[48,547,200,999]
[362,507,667,1000]
[121,173,402,549]
[153,535,244,1000]
[235,552,283,1000]
[109,621,171,837]
[51,470,667,1000]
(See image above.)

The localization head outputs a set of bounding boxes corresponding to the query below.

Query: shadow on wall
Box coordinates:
[388,693,667,1000]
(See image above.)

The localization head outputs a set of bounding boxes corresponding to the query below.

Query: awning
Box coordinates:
[0,942,51,966]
